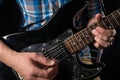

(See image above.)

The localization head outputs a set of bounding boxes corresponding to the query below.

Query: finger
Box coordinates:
[34,54,55,66]
[109,37,114,42]
[93,27,115,37]
[93,42,111,49]
[93,42,103,49]
[33,77,51,80]
[96,27,111,36]
[92,28,109,41]
[34,63,58,78]
[33,67,51,78]
[47,67,57,79]
[94,13,102,21]
[47,62,58,79]
[23,76,50,80]
[97,27,116,37]
[111,29,117,36]
[34,67,57,80]
[94,37,110,48]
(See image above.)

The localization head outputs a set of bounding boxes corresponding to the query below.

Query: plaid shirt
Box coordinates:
[16,0,102,30]
[16,0,103,59]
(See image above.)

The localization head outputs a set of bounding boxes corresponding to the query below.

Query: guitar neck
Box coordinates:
[64,9,120,54]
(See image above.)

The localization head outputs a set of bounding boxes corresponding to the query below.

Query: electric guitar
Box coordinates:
[2,0,120,80]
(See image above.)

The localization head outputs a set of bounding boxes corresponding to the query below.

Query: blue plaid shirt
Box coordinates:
[16,0,103,59]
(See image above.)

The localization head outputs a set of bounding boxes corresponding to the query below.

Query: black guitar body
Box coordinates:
[1,0,104,80]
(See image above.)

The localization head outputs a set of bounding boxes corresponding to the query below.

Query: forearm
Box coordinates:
[0,40,18,67]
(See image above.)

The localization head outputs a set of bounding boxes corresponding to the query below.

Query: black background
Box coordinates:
[0,0,21,36]
[0,0,120,80]
[100,0,120,80]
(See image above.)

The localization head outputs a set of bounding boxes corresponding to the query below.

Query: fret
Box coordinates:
[68,37,77,53]
[106,15,114,29]
[110,11,120,27]
[79,32,86,46]
[90,23,97,30]
[87,25,95,42]
[116,15,120,26]
[65,35,82,53]
[102,18,112,29]
[76,32,83,49]
[96,21,101,26]
[77,32,86,48]
[116,9,120,25]
[74,34,82,50]
[64,39,74,53]
[81,30,88,44]
[111,13,120,26]
[71,35,80,50]
[85,28,93,42]
[108,14,118,28]
[81,29,90,44]
[100,20,107,28]
[88,26,92,32]
[117,9,120,15]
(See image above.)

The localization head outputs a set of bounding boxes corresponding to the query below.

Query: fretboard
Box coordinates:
[64,9,120,53]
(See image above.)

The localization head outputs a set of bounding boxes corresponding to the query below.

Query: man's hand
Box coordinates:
[88,13,116,49]
[92,27,116,49]
[13,52,58,80]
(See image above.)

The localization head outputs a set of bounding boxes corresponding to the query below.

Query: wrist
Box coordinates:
[0,40,19,67]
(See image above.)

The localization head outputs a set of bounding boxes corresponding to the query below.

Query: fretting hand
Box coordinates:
[88,13,116,49]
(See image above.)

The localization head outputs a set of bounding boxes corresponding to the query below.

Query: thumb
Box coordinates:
[95,13,102,21]
[35,54,55,67]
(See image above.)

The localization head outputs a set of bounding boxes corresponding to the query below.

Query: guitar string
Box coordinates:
[113,9,120,25]
[109,11,120,27]
[73,34,81,50]
[102,9,120,29]
[76,32,83,49]
[111,13,120,25]
[47,44,69,59]
[65,37,75,53]
[42,42,67,59]
[48,44,66,59]
[85,28,93,42]
[71,35,80,51]
[42,43,63,57]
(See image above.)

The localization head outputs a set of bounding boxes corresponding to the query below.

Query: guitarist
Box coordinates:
[0,0,117,80]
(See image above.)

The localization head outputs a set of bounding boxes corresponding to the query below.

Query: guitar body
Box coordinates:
[20,29,102,80]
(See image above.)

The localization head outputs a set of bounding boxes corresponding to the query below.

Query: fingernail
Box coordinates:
[92,29,95,33]
[50,60,55,65]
